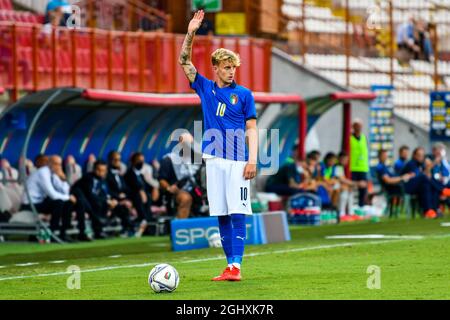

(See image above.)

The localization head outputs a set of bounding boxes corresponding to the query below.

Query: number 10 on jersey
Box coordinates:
[216,102,226,117]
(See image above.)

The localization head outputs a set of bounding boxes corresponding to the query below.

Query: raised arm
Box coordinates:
[178,10,204,83]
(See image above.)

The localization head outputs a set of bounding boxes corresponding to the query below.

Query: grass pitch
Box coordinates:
[1,217,450,300]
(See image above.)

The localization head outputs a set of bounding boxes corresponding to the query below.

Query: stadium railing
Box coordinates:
[0,21,272,102]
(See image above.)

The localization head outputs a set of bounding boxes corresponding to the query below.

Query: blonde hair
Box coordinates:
[211,48,241,67]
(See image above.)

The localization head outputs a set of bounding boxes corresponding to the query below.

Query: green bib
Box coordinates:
[350,134,369,173]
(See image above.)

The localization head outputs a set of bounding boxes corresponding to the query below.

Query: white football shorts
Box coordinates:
[205,157,252,216]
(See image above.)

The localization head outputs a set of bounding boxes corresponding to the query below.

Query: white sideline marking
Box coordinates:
[441,223,450,227]
[108,255,122,259]
[14,262,39,267]
[0,240,401,282]
[49,260,66,264]
[325,234,424,240]
[0,266,5,269]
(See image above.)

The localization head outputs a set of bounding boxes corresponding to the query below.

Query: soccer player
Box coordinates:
[178,10,258,281]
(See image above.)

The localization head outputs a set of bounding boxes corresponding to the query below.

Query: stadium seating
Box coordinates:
[0,9,43,23]
[294,53,441,126]
[0,0,12,11]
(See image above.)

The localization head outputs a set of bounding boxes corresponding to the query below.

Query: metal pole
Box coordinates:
[389,0,394,86]
[345,0,350,87]
[300,0,306,62]
[298,100,307,160]
[20,89,64,244]
[342,101,351,177]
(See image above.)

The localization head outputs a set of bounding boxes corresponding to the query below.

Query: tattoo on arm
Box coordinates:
[179,32,197,83]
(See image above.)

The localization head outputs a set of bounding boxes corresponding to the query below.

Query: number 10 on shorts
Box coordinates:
[240,187,248,201]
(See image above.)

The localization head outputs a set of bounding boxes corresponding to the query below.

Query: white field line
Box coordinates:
[325,234,424,240]
[0,239,402,282]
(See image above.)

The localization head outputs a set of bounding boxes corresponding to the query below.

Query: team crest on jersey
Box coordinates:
[230,94,238,105]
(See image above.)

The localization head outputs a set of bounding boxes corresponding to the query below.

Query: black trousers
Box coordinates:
[129,191,153,222]
[111,204,132,231]
[22,198,71,237]
[351,172,368,207]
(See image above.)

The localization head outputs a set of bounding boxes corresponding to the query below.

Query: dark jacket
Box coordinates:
[107,169,130,200]
[124,168,151,194]
[72,172,109,213]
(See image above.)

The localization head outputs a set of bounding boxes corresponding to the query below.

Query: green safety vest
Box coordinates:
[350,134,369,173]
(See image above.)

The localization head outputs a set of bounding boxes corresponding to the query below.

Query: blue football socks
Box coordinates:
[231,214,246,269]
[218,215,233,266]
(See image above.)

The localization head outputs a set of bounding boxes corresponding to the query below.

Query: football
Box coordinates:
[148,264,180,293]
[208,232,223,248]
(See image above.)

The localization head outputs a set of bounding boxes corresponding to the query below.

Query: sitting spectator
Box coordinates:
[376,149,414,196]
[42,2,65,44]
[124,152,154,235]
[394,145,409,175]
[1,158,22,213]
[0,170,13,220]
[18,156,35,179]
[142,161,160,204]
[401,147,450,219]
[320,152,339,205]
[34,154,49,169]
[308,150,322,178]
[65,155,82,186]
[20,155,78,242]
[106,151,134,236]
[45,0,71,26]
[334,151,355,217]
[415,18,434,62]
[84,153,96,173]
[265,153,318,196]
[396,16,419,65]
[159,133,202,219]
[73,160,130,239]
[430,142,450,186]
[0,158,18,182]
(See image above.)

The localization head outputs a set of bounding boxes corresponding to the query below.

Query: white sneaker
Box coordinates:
[134,220,148,238]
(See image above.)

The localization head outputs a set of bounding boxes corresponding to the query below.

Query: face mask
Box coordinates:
[296,165,304,174]
[441,149,446,158]
[134,162,144,171]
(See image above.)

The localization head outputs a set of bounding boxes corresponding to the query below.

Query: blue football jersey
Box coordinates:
[191,73,257,161]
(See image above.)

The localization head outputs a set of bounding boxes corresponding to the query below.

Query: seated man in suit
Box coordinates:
[21,155,87,242]
[124,152,155,236]
[73,160,130,239]
[159,133,202,219]
[106,151,134,236]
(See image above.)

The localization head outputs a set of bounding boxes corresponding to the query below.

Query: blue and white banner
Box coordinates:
[369,85,395,169]
[170,212,290,252]
[430,91,450,141]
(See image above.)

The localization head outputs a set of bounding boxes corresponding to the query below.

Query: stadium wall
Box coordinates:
[270,47,442,154]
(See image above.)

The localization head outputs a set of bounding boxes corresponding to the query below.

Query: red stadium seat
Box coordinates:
[76,50,90,73]
[38,50,52,72]
[57,50,71,73]
[0,0,13,11]
[95,51,108,73]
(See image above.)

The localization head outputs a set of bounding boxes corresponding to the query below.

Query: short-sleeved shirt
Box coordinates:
[376,162,395,180]
[394,158,406,175]
[190,73,257,161]
[401,159,423,176]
